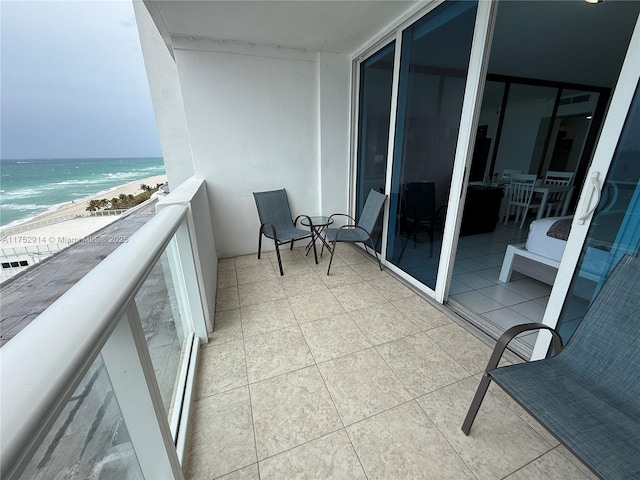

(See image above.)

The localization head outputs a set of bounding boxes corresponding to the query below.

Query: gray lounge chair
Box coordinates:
[322,189,387,275]
[253,189,316,276]
[462,254,640,480]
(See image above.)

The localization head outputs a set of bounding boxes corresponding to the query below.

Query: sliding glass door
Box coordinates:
[386,1,478,290]
[355,41,395,250]
[351,0,639,362]
[531,17,640,360]
[554,82,640,343]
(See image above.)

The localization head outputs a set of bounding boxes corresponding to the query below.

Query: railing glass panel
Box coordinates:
[135,246,187,417]
[18,355,143,480]
[2,204,201,479]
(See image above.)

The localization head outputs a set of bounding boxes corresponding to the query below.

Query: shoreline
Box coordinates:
[1,174,167,232]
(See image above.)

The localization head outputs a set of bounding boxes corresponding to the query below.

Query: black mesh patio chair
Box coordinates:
[253,189,316,276]
[322,189,387,275]
[398,181,444,259]
[461,254,640,480]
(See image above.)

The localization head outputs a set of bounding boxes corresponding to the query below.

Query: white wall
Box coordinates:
[132,1,195,188]
[171,38,351,257]
[318,52,351,218]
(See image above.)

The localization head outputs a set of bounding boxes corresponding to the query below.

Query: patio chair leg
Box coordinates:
[367,239,383,271]
[257,232,263,259]
[327,240,337,275]
[311,236,318,264]
[274,243,284,276]
[461,373,492,435]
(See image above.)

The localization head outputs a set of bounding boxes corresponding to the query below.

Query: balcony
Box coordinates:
[1,179,595,480]
[185,246,597,480]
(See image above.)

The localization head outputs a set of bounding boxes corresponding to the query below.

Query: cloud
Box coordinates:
[1,0,161,159]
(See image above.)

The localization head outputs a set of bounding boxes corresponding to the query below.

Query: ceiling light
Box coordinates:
[585,0,604,3]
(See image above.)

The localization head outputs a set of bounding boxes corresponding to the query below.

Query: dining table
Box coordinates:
[493,182,573,223]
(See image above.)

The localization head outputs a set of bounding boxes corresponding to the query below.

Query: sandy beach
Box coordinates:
[1,174,167,245]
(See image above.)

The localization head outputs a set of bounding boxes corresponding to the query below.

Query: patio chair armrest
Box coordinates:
[328,213,356,225]
[484,323,564,373]
[294,214,313,228]
[333,224,371,242]
[259,222,280,242]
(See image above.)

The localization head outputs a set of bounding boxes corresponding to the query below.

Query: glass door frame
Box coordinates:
[531,15,640,360]
[350,33,397,256]
[431,0,497,303]
[350,0,498,301]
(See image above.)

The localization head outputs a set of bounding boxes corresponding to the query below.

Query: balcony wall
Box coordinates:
[134,2,352,258]
[157,177,218,331]
[133,0,196,188]
[171,39,350,257]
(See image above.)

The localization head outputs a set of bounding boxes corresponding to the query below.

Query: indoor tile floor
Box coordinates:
[450,221,553,353]
[184,244,595,480]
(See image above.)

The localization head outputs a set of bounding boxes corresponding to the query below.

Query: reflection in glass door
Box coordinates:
[355,42,395,250]
[449,78,609,358]
[555,82,640,343]
[386,1,478,290]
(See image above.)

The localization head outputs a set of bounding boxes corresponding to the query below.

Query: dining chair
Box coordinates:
[504,173,539,229]
[322,189,387,275]
[500,169,523,183]
[253,189,316,276]
[543,171,574,217]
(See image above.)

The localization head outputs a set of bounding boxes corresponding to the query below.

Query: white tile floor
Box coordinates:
[449,221,553,355]
[184,244,596,480]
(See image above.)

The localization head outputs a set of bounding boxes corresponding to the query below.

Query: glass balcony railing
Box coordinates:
[19,356,144,479]
[1,191,210,480]
[136,248,188,418]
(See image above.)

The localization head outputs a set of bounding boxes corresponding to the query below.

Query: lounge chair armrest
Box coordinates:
[485,323,564,373]
[461,323,563,436]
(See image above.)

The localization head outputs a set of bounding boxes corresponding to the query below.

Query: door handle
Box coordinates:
[577,171,602,225]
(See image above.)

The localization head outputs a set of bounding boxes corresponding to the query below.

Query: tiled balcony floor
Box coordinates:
[185,244,595,480]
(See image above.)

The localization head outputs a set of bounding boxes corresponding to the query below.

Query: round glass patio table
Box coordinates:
[300,216,334,257]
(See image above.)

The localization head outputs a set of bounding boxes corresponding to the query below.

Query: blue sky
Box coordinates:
[1,0,161,159]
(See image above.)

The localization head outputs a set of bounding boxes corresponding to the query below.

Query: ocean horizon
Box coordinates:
[0,156,166,227]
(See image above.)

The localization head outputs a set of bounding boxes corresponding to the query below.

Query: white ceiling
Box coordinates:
[146,0,640,88]
[148,0,417,54]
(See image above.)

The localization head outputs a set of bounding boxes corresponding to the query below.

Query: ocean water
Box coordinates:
[0,157,166,227]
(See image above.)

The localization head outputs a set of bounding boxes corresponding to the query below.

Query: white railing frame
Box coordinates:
[0,204,196,480]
